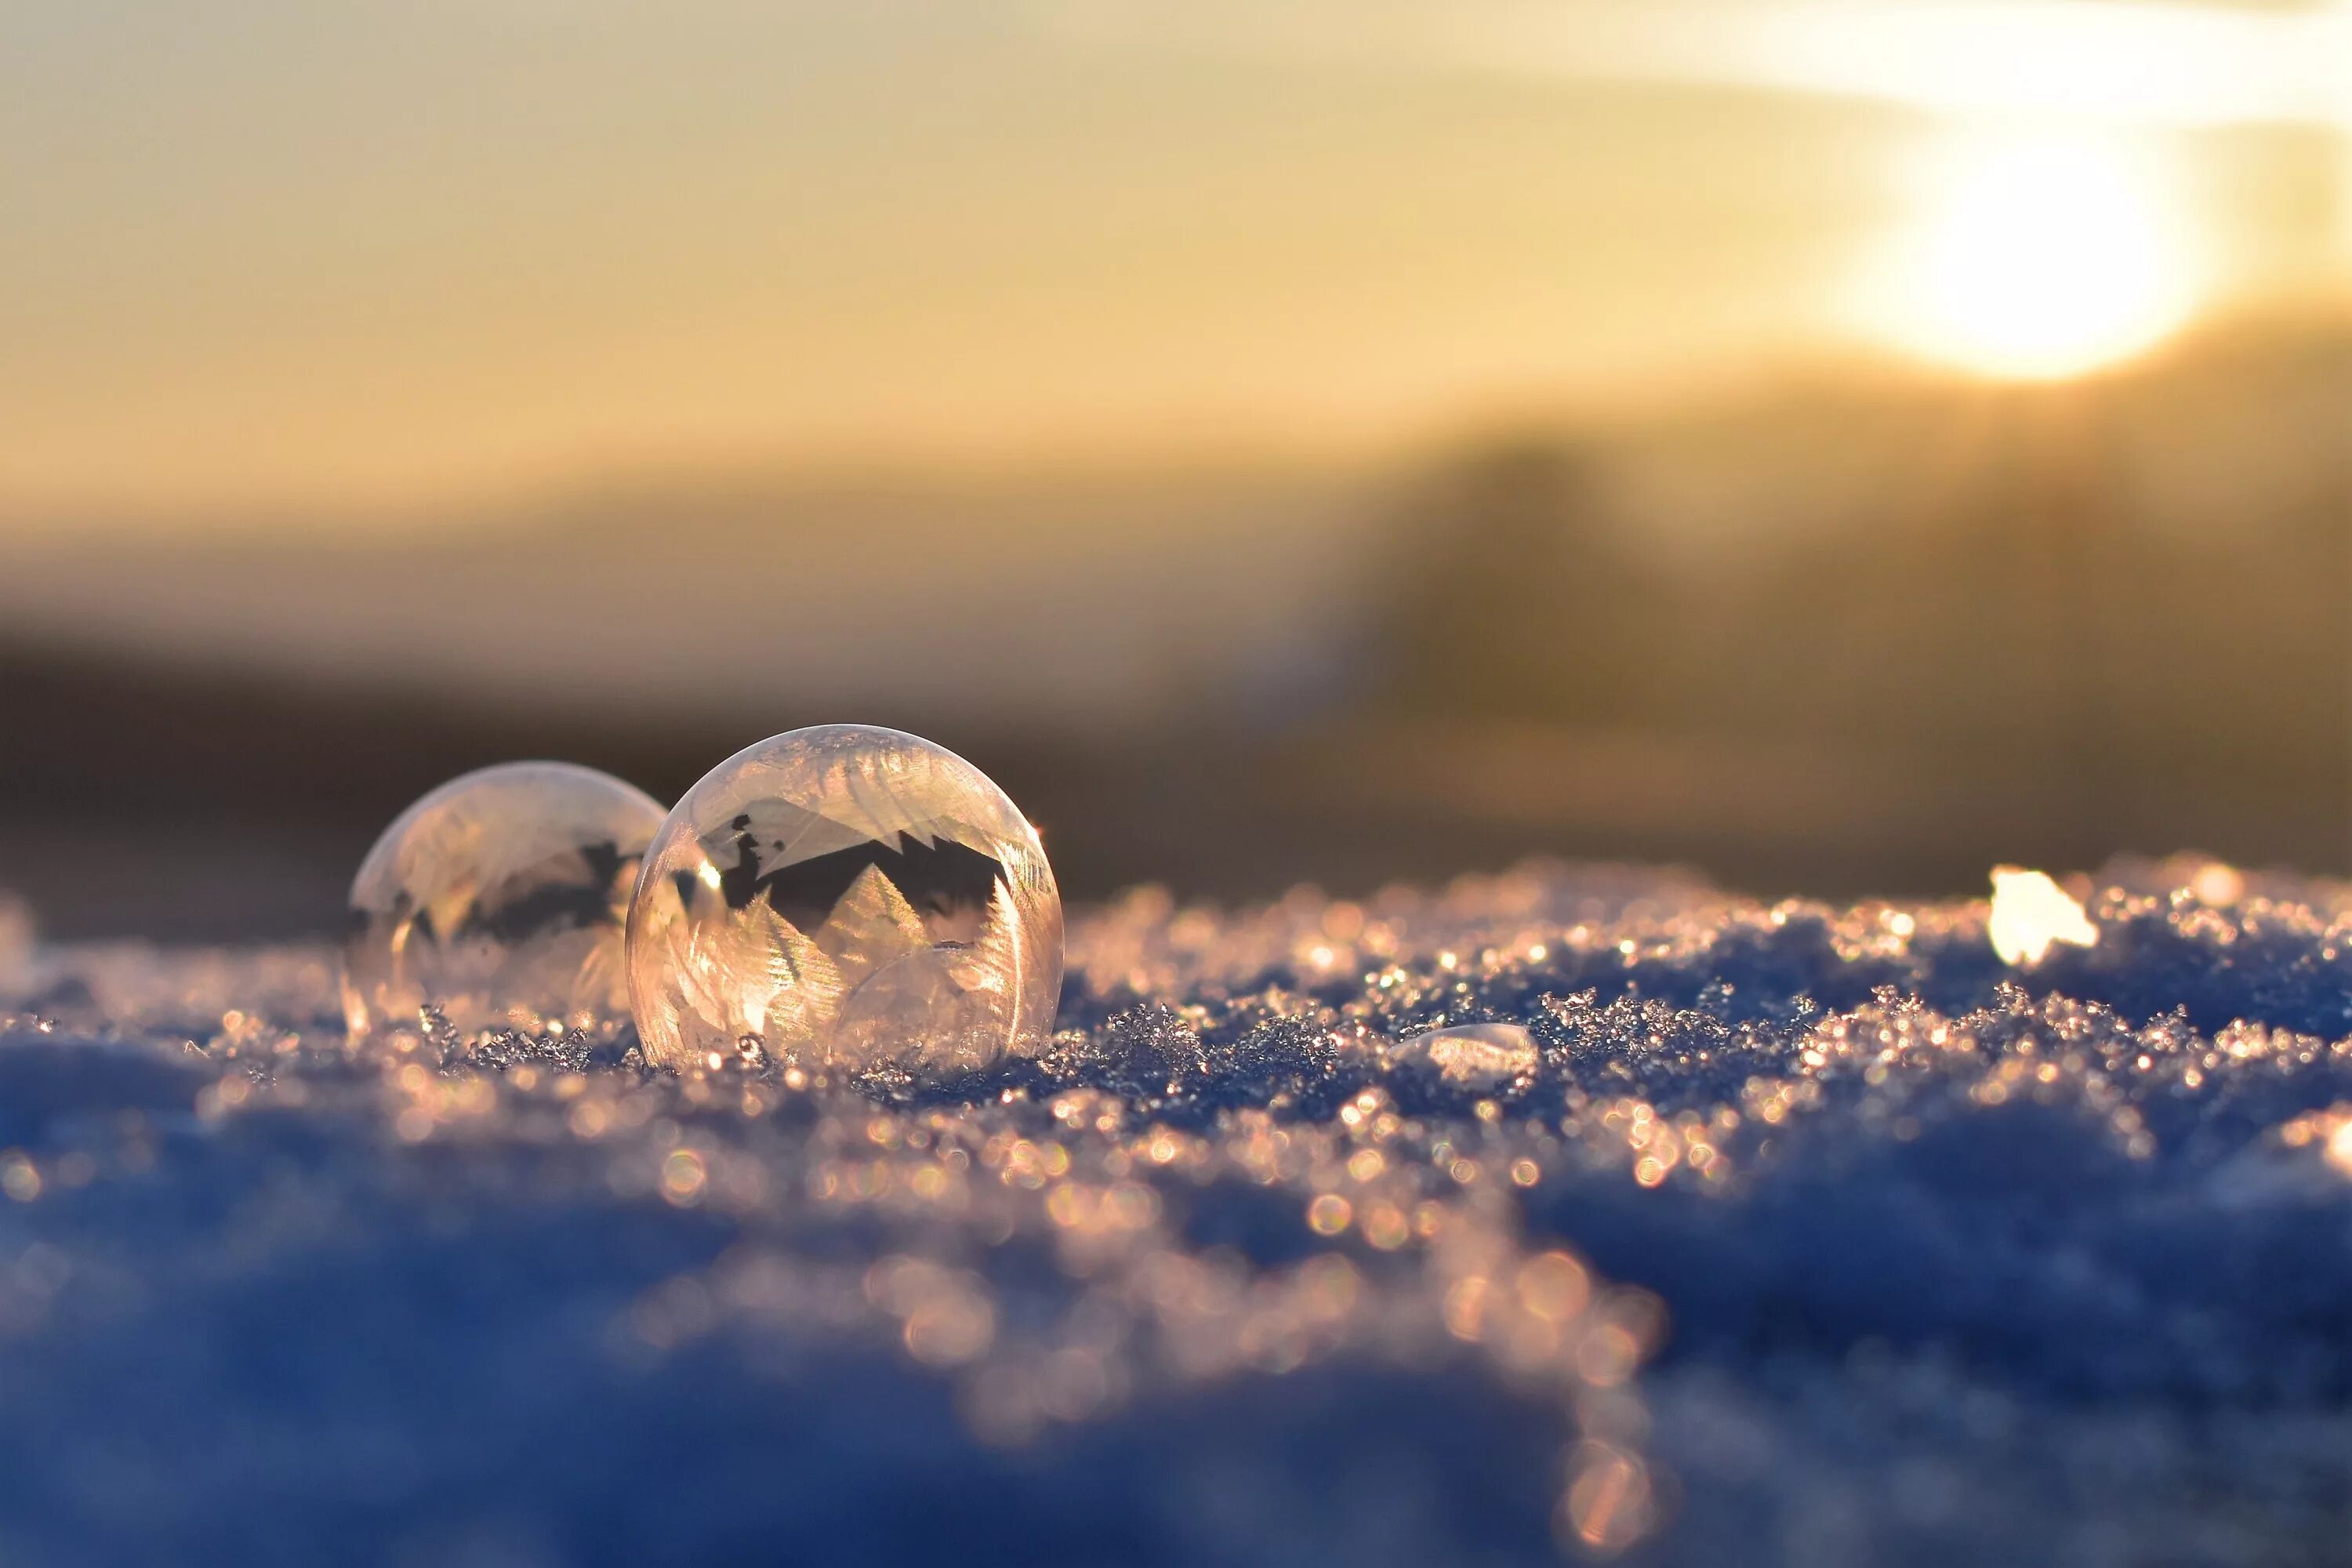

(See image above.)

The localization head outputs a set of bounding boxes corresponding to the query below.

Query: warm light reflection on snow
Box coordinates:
[2281,1106,2352,1180]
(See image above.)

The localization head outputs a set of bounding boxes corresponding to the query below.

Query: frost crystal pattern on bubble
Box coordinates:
[342,762,666,1037]
[626,725,1062,1075]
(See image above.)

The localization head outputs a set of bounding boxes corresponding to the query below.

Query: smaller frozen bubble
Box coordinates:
[343,762,666,1038]
[626,724,1062,1077]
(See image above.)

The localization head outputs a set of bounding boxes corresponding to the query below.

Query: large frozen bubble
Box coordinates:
[342,762,666,1038]
[626,724,1062,1076]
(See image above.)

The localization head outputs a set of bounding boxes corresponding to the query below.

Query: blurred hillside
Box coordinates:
[1,319,2347,939]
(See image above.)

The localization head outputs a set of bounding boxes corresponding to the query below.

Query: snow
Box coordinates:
[1,853,2349,1564]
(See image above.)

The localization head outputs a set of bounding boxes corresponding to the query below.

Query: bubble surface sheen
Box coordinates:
[626,725,1062,1076]
[343,762,666,1038]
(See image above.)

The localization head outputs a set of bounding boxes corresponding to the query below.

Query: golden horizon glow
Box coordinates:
[0,2,2342,517]
[1870,129,2200,381]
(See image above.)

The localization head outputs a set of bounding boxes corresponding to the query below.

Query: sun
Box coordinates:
[1871,129,2198,381]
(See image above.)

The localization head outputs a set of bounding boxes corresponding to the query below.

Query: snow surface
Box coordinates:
[2,855,2350,1565]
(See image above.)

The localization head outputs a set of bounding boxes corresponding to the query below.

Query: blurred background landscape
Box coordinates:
[3,0,2349,938]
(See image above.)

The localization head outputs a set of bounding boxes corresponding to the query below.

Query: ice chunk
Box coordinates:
[1987,866,2097,966]
[1390,1022,1540,1088]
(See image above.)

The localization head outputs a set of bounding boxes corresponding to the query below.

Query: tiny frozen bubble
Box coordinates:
[342,762,667,1038]
[626,724,1062,1077]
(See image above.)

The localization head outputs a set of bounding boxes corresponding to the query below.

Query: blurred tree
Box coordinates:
[1371,442,1667,726]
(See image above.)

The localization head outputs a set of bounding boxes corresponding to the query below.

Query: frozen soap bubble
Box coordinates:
[343,762,667,1039]
[626,724,1063,1077]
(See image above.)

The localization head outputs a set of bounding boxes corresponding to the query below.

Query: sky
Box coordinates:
[3,0,2347,518]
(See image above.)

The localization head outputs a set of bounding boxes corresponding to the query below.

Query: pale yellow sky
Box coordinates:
[2,1,2346,517]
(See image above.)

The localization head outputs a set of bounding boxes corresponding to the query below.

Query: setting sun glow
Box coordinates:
[1878,131,2199,380]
